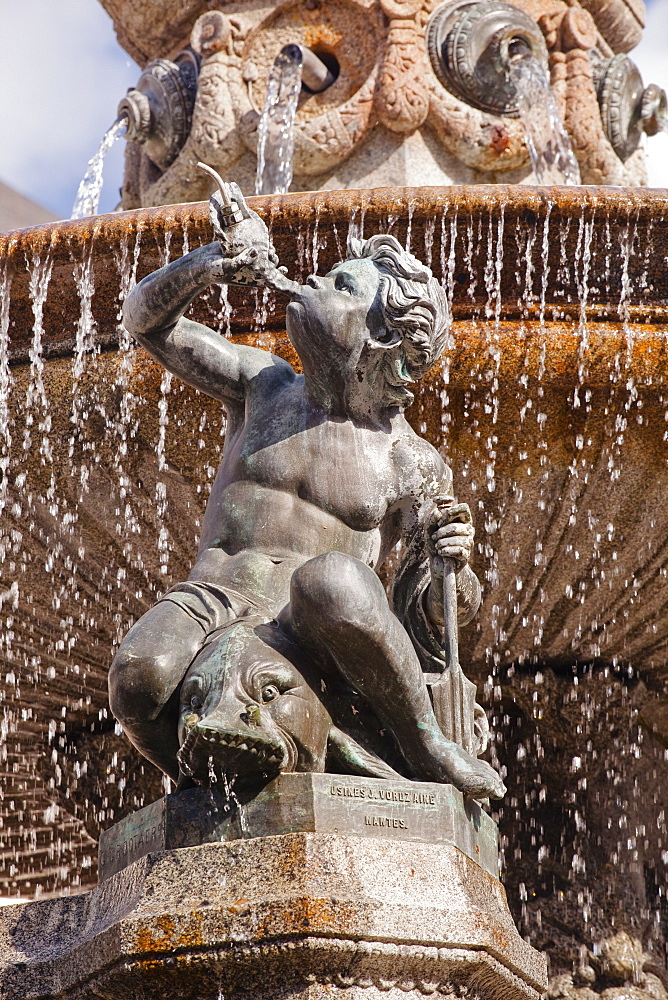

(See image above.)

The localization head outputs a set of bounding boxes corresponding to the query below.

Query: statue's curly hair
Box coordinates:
[347,233,449,407]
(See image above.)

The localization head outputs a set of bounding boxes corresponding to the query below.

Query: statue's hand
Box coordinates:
[427,502,474,573]
[208,181,282,287]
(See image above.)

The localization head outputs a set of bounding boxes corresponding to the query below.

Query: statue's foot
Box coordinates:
[446,750,506,800]
[416,731,506,800]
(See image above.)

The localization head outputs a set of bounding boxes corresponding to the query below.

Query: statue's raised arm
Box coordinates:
[122,175,297,404]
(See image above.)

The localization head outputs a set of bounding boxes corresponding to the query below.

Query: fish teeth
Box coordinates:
[193,728,283,766]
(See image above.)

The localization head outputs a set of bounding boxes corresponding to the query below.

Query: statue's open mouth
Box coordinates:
[177,722,286,787]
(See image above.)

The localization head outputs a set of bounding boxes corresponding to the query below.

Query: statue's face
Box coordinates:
[286,257,384,367]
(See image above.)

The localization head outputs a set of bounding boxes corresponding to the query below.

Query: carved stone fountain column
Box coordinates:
[100,0,663,207]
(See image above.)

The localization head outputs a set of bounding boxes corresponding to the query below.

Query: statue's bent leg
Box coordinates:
[109,601,206,780]
[286,552,505,799]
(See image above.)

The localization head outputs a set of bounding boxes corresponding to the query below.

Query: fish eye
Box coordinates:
[190,693,203,711]
[261,684,281,703]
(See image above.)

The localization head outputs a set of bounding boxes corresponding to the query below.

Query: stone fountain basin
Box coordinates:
[1,185,667,894]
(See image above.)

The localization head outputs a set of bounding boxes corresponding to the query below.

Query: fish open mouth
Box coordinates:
[177,722,286,788]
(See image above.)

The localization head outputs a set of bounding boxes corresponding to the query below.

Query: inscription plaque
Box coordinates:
[99,773,498,881]
[98,801,165,877]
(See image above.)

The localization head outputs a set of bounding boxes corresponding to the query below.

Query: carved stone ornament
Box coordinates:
[116,0,661,205]
[375,0,431,132]
[426,0,550,116]
[118,52,200,172]
[596,52,653,161]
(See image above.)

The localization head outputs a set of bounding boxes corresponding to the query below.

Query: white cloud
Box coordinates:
[0,0,666,219]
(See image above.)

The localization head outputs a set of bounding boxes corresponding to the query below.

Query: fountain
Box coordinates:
[103,0,667,207]
[0,0,667,997]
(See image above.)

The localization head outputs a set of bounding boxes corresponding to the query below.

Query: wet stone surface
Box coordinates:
[98,773,499,881]
[0,832,545,1000]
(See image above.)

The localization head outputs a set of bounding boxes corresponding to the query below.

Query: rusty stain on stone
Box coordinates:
[134,911,206,954]
[228,897,250,914]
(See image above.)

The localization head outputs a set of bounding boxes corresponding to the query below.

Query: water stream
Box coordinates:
[255,45,302,196]
[71,117,127,221]
[508,54,581,185]
[0,263,12,521]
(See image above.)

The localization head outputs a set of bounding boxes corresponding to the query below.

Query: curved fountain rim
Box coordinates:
[2,183,668,251]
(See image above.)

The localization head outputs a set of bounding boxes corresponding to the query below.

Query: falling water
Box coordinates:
[156,371,172,576]
[508,54,581,185]
[69,243,97,508]
[24,253,54,465]
[255,45,302,196]
[0,263,12,519]
[71,116,127,220]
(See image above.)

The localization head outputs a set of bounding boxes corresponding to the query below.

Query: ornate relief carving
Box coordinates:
[118,0,650,205]
[427,77,529,172]
[191,10,230,56]
[375,0,430,133]
[531,6,640,186]
[140,14,247,207]
[562,47,627,184]
[292,75,378,174]
[238,70,379,177]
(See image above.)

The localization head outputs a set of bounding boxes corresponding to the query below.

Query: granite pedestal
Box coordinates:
[0,775,547,1000]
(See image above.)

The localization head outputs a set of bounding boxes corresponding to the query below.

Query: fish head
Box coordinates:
[177,621,331,790]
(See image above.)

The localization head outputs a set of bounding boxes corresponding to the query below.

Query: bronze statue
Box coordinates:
[109,178,505,801]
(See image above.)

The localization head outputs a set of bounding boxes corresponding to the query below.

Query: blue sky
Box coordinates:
[0,0,666,220]
[0,1,138,218]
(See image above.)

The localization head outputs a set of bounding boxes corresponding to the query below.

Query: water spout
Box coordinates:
[640,84,668,136]
[427,0,550,118]
[300,46,337,94]
[594,55,668,159]
[255,45,303,197]
[116,51,199,172]
[507,53,581,185]
[71,116,128,220]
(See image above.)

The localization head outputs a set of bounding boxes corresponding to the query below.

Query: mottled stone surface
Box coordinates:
[98,0,645,68]
[98,774,499,880]
[0,833,547,1000]
[99,0,209,66]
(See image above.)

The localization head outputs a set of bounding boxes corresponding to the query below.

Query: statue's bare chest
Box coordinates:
[233,403,399,531]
